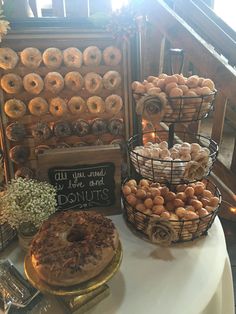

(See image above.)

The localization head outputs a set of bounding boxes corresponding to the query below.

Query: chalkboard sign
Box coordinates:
[48,162,116,210]
[37,145,121,215]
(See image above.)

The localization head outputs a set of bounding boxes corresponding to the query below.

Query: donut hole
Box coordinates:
[91,79,96,87]
[50,56,57,62]
[30,81,37,87]
[4,55,9,60]
[67,229,86,242]
[111,101,117,108]
[29,56,35,61]
[8,80,15,87]
[110,78,115,85]
[91,54,96,60]
[110,54,115,60]
[50,80,57,86]
[55,106,59,111]
[91,103,97,110]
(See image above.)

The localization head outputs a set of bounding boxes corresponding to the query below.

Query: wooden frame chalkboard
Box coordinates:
[37,145,121,215]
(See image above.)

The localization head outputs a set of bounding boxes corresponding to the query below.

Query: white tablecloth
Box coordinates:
[0,215,235,314]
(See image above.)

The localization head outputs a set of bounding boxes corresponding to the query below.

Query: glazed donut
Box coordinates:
[103,71,121,90]
[53,121,71,137]
[108,119,124,136]
[28,97,49,116]
[84,72,103,94]
[44,72,64,94]
[91,118,107,135]
[20,47,42,69]
[0,48,19,70]
[15,167,34,179]
[4,99,26,119]
[83,46,102,66]
[9,145,30,164]
[64,71,84,92]
[23,73,44,95]
[43,47,63,69]
[103,46,122,66]
[73,119,90,137]
[49,97,68,117]
[6,122,26,142]
[68,96,87,115]
[63,47,82,68]
[1,73,23,94]
[32,122,52,141]
[87,96,105,114]
[105,94,123,114]
[30,210,119,286]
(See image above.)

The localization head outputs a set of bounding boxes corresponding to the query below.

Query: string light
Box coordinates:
[229,207,236,214]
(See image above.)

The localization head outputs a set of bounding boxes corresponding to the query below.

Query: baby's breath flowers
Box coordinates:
[0,9,10,42]
[0,177,57,230]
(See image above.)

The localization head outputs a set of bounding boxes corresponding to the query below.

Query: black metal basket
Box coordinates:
[133,90,217,123]
[122,178,221,244]
[128,130,218,185]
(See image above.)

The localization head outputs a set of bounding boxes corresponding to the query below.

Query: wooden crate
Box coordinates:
[0,28,134,183]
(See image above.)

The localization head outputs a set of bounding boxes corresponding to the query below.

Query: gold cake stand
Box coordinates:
[24,242,123,313]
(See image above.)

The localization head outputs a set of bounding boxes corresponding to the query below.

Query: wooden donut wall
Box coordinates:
[0,30,133,180]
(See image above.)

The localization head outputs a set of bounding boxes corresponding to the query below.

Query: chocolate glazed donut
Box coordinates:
[53,121,72,137]
[108,119,124,136]
[91,118,107,135]
[73,119,90,137]
[32,122,52,141]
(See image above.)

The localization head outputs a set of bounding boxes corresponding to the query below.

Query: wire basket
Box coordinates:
[133,90,217,123]
[122,178,221,244]
[128,130,218,184]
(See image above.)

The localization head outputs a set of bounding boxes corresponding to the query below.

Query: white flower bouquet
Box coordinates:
[0,177,57,230]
